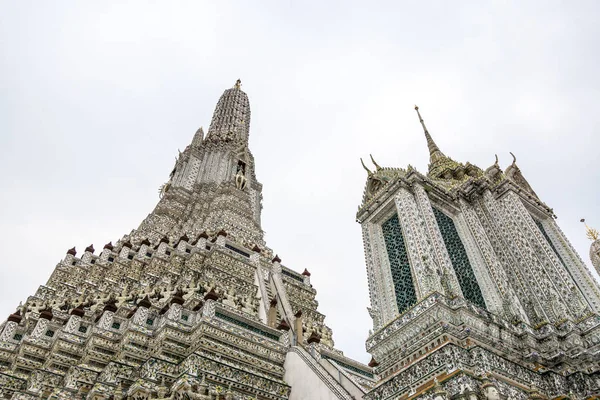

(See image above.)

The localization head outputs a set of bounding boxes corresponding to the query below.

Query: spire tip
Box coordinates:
[581,218,599,241]
[414,105,443,160]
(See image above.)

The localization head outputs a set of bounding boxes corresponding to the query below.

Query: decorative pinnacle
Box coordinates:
[581,218,599,241]
[360,158,373,175]
[234,79,241,89]
[414,105,444,161]
[370,154,382,171]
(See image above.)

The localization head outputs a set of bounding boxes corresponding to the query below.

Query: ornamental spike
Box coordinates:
[370,154,382,171]
[414,105,444,162]
[360,158,372,175]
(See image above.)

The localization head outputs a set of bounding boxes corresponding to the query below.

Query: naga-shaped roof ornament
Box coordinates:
[360,158,373,176]
[504,152,539,198]
[370,154,382,171]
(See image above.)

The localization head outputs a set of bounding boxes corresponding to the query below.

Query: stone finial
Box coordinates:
[204,289,219,301]
[138,296,152,309]
[234,79,241,90]
[140,238,151,246]
[103,298,118,313]
[39,307,53,321]
[368,356,379,368]
[171,289,185,305]
[103,242,114,250]
[198,231,209,239]
[85,244,95,254]
[307,330,321,344]
[302,268,311,277]
[8,309,22,323]
[217,230,227,237]
[277,319,290,331]
[70,304,85,317]
[122,240,132,249]
[272,254,281,263]
[67,247,77,256]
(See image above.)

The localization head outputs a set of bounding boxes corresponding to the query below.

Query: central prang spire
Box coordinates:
[134,80,265,246]
[206,79,251,145]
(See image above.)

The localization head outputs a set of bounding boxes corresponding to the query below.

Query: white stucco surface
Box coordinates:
[284,350,349,400]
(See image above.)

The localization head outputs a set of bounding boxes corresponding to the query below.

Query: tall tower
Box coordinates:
[357,107,600,399]
[137,79,264,247]
[0,82,375,400]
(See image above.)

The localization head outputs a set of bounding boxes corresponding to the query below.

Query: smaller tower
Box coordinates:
[357,107,600,400]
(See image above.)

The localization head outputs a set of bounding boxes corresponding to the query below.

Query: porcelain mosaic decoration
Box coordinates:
[357,106,600,399]
[0,82,374,400]
[1,87,599,399]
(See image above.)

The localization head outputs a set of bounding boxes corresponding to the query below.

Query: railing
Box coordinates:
[289,346,356,400]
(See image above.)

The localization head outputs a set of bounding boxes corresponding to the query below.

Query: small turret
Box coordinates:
[191,127,204,148]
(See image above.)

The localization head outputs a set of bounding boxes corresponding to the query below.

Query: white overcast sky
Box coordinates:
[1,1,599,364]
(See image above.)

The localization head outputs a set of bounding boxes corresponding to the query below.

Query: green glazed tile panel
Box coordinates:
[432,207,486,309]
[215,312,280,341]
[381,213,417,314]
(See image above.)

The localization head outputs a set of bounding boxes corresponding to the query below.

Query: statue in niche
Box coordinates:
[480,377,501,400]
[235,161,247,190]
